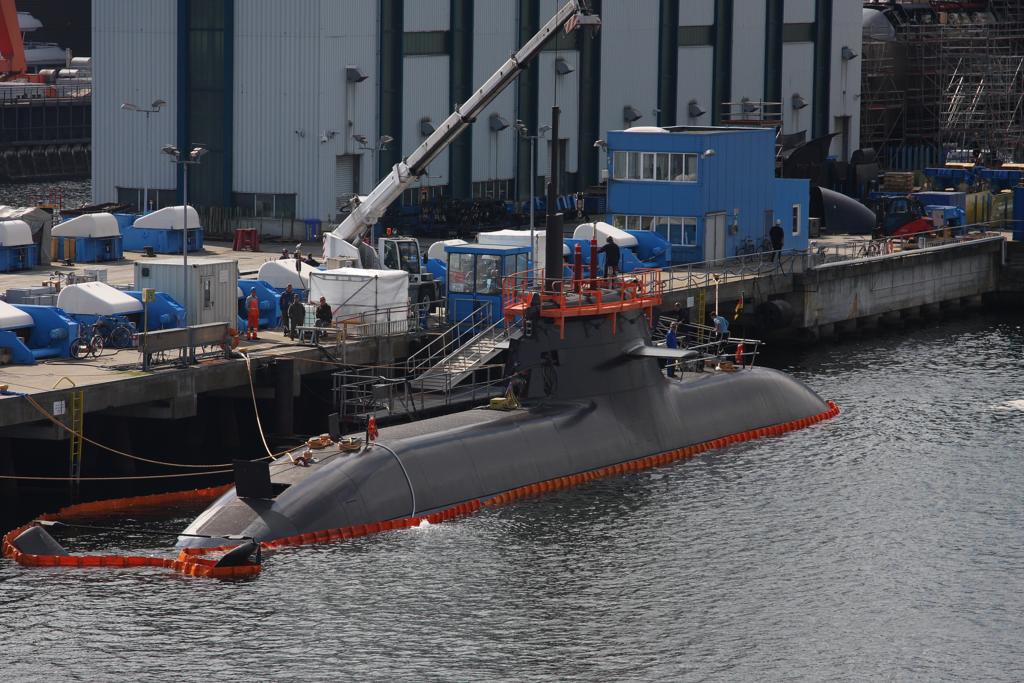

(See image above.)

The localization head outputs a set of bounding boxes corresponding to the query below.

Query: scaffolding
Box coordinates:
[861,1,1024,168]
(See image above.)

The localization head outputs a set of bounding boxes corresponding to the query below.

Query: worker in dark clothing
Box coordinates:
[672,301,690,345]
[287,297,305,341]
[279,284,296,334]
[314,296,333,342]
[665,323,679,378]
[598,236,620,277]
[294,252,304,273]
[279,248,290,260]
[304,253,320,267]
[769,220,784,261]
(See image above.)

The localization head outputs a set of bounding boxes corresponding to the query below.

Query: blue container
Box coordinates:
[0,244,38,272]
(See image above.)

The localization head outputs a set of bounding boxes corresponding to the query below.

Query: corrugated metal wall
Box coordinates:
[599,0,660,138]
[828,0,861,157]
[679,0,714,26]
[782,42,814,135]
[233,0,378,221]
[730,2,766,107]
[537,51,580,175]
[784,0,816,24]
[677,47,714,126]
[404,0,450,33]
[92,0,178,204]
[402,55,451,187]
[471,0,516,183]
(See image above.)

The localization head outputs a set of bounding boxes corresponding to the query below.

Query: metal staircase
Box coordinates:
[411,319,520,394]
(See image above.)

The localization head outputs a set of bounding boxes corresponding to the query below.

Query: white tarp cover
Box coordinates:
[626,126,668,133]
[257,259,319,290]
[308,268,408,324]
[56,281,143,316]
[0,220,34,247]
[477,229,570,255]
[572,221,638,248]
[427,239,467,261]
[0,206,51,233]
[132,205,201,230]
[52,213,121,238]
[0,300,33,330]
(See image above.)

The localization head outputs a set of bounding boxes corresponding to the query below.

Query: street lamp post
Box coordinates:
[161,143,207,363]
[352,134,394,186]
[515,121,551,261]
[121,99,167,212]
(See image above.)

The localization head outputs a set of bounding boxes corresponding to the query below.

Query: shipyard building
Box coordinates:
[91,0,861,227]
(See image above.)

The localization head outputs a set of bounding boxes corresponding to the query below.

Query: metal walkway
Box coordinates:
[410,319,518,394]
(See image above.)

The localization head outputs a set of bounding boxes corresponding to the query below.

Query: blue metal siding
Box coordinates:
[605,127,807,262]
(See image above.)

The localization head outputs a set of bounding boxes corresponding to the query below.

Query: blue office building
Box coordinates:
[606,127,809,264]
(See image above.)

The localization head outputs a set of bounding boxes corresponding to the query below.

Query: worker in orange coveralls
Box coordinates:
[246,288,260,340]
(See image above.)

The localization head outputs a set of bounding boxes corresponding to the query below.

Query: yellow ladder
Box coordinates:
[68,391,84,486]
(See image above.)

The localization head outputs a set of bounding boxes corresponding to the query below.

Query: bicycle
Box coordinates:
[70,324,105,360]
[94,315,136,348]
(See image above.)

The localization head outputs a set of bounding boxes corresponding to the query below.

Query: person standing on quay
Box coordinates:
[279,284,296,335]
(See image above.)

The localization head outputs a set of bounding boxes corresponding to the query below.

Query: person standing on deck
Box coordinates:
[288,296,306,341]
[665,323,679,378]
[599,236,620,277]
[769,220,784,261]
[279,284,296,335]
[294,251,304,273]
[245,288,261,340]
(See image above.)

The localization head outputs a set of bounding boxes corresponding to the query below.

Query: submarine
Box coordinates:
[177,246,834,552]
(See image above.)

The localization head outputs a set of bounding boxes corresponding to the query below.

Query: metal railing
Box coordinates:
[659,249,802,295]
[404,301,494,377]
[656,319,764,375]
[805,225,1003,269]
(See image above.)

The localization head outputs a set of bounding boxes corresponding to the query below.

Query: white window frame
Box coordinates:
[682,217,697,246]
[613,151,627,180]
[791,203,801,236]
[640,153,655,180]
[611,151,698,183]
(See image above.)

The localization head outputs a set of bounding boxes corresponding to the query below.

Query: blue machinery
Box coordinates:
[237,279,282,331]
[0,304,79,365]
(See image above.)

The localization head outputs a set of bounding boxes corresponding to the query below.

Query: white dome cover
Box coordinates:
[257,259,319,290]
[0,220,34,247]
[132,205,201,230]
[52,213,121,239]
[572,221,638,248]
[56,282,143,316]
[477,229,570,255]
[427,239,467,261]
[0,300,33,330]
[627,126,668,133]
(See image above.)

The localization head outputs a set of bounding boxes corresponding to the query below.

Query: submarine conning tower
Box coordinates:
[501,264,664,402]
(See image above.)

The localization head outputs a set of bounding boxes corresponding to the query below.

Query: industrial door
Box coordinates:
[704,212,726,262]
[335,155,359,212]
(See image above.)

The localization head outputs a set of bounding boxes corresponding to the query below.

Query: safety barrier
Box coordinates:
[3,402,840,578]
[0,485,258,580]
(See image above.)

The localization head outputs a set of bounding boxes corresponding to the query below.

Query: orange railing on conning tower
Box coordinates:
[501,267,664,338]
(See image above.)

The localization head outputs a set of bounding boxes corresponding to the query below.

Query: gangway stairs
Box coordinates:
[410,320,519,394]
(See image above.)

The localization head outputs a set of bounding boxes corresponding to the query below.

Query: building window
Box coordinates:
[471,179,513,200]
[610,151,697,183]
[115,187,177,212]
[613,215,697,246]
[233,193,296,219]
[791,203,801,236]
[613,151,627,180]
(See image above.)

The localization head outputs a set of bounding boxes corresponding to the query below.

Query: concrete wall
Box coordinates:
[797,238,1002,329]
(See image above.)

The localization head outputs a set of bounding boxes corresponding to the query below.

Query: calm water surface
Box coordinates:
[1,313,1022,680]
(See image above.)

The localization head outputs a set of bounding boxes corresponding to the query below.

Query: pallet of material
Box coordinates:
[883,172,915,192]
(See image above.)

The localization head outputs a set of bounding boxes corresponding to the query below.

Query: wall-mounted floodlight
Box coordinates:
[555,57,574,76]
[741,97,759,113]
[791,93,808,110]
[701,149,716,159]
[841,46,858,61]
[346,65,368,83]
[419,117,435,137]
[623,105,642,126]
[352,134,369,145]
[593,139,607,149]
[489,113,510,132]
[687,100,705,118]
[538,124,552,137]
[379,134,394,148]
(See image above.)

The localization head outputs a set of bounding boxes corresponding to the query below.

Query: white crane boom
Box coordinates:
[325,0,599,259]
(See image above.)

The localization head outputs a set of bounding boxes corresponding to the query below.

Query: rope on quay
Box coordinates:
[19,394,246,470]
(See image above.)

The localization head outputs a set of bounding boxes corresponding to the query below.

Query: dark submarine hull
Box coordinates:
[178,308,831,548]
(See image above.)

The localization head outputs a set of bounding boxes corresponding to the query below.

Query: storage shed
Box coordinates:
[52,213,124,263]
[134,257,238,326]
[124,205,204,253]
[0,220,38,272]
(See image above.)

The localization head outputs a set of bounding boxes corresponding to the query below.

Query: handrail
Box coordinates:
[404,301,493,376]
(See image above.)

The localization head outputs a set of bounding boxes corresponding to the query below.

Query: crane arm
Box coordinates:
[0,0,28,75]
[325,0,598,258]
